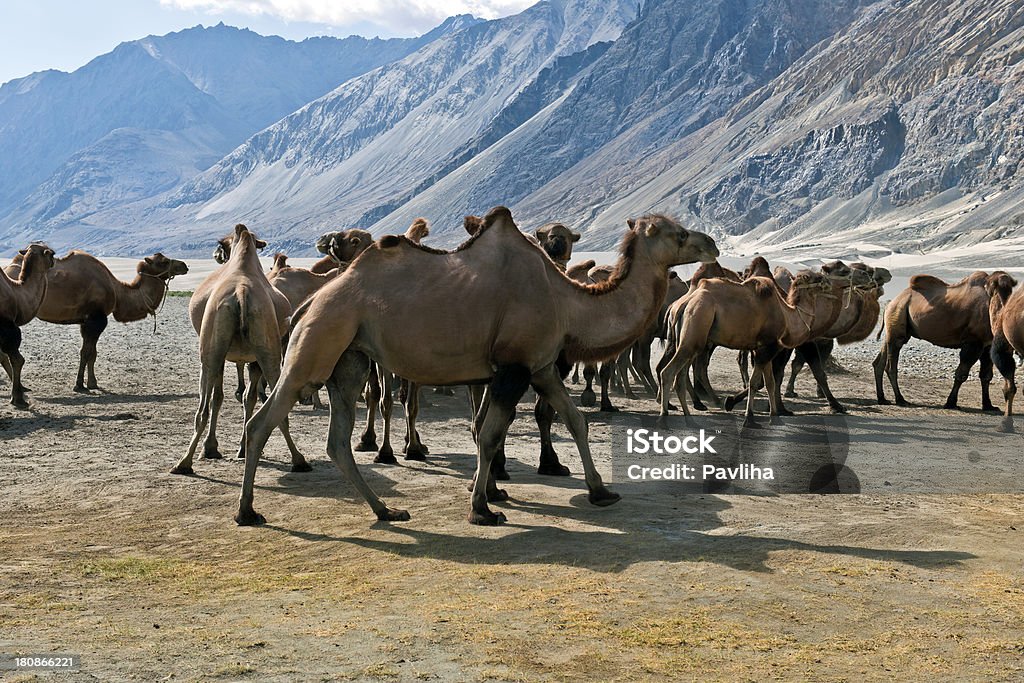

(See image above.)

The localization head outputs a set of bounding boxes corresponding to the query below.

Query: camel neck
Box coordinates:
[113,272,166,323]
[5,254,49,325]
[563,238,668,363]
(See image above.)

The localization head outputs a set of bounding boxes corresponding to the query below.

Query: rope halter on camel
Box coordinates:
[139,270,176,334]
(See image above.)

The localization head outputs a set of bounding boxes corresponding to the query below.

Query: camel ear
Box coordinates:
[18,248,27,256]
[254,238,267,250]
[627,218,636,230]
[571,232,581,242]
[535,228,545,240]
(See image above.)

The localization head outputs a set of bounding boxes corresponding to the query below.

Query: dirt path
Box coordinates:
[1,297,1022,681]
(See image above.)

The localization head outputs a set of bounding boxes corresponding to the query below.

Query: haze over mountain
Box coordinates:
[1,0,1022,262]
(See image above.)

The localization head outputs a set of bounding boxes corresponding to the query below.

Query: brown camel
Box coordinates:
[0,243,56,407]
[660,269,849,427]
[236,207,718,526]
[987,272,1023,431]
[628,270,689,397]
[171,224,309,475]
[5,250,188,393]
[874,271,1012,411]
[785,264,891,398]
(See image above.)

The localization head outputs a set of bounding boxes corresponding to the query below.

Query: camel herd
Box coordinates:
[2,207,1023,526]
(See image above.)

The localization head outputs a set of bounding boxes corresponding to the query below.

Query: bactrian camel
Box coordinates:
[660,269,850,427]
[5,250,188,393]
[0,243,56,408]
[236,207,718,527]
[874,271,1012,411]
[171,224,310,475]
[987,272,1023,431]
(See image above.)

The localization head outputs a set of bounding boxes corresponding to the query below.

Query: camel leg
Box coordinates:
[992,337,1017,432]
[872,345,889,404]
[403,382,428,461]
[236,362,262,459]
[581,363,597,407]
[693,349,719,410]
[743,346,779,429]
[884,338,910,406]
[571,363,580,384]
[657,343,692,424]
[980,345,998,412]
[944,342,984,410]
[0,321,28,409]
[172,360,224,475]
[738,350,750,389]
[376,367,396,464]
[531,364,619,506]
[356,367,380,452]
[762,352,784,426]
[470,366,532,525]
[536,396,570,476]
[0,350,12,387]
[234,362,246,402]
[200,362,226,460]
[254,346,310,472]
[74,313,107,392]
[634,342,657,395]
[784,349,805,398]
[598,362,618,412]
[311,389,326,411]
[616,352,636,399]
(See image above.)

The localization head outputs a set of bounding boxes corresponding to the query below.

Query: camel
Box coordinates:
[0,243,56,407]
[874,271,1012,411]
[628,270,689,396]
[660,269,851,427]
[784,264,891,398]
[5,250,188,393]
[987,272,1023,431]
[720,261,874,416]
[171,224,310,475]
[235,207,718,526]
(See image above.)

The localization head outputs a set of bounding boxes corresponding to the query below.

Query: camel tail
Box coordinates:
[236,285,251,341]
[875,320,884,342]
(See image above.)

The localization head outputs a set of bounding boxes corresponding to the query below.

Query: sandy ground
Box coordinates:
[1,295,1023,682]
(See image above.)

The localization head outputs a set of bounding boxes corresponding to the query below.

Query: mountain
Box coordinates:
[0,16,481,252]
[146,0,638,255]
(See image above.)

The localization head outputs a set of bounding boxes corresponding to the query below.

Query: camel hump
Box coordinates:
[405,218,430,243]
[966,271,989,287]
[464,215,485,235]
[379,235,402,249]
[747,277,777,299]
[909,274,948,291]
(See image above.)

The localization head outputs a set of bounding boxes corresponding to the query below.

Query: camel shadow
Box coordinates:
[262,505,976,575]
[0,411,82,436]
[45,392,193,405]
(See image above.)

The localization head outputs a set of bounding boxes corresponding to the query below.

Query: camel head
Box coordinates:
[404,218,430,245]
[316,229,374,265]
[821,260,874,288]
[271,253,289,272]
[139,252,189,280]
[625,215,718,268]
[16,243,56,279]
[985,271,1018,303]
[744,256,772,279]
[213,226,267,263]
[535,222,580,265]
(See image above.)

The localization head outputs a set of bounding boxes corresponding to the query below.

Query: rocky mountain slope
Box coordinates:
[0,17,480,252]
[2,0,1022,260]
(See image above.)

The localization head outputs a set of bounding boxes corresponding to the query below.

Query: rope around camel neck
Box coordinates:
[138,272,173,334]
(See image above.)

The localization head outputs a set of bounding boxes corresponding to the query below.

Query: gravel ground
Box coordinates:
[1,295,1023,681]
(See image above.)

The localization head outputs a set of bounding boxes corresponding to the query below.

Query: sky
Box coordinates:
[0,0,534,86]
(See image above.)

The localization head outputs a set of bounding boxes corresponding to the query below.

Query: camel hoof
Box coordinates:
[724,398,738,412]
[403,447,428,462]
[234,509,266,526]
[942,400,959,410]
[73,385,90,394]
[997,418,1015,433]
[588,487,621,507]
[537,462,570,477]
[376,507,411,522]
[742,419,763,430]
[374,450,398,465]
[87,382,99,391]
[784,390,798,398]
[895,399,910,407]
[355,437,378,452]
[580,390,596,407]
[468,509,507,526]
[169,465,194,476]
[487,488,509,502]
[202,446,222,460]
[830,404,847,415]
[492,468,510,481]
[877,397,890,406]
[600,402,619,413]
[983,404,1000,413]
[11,398,29,410]
[665,402,677,411]
[291,461,313,473]
[778,407,795,417]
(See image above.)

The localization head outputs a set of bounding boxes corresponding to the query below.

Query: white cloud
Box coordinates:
[159,0,536,34]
